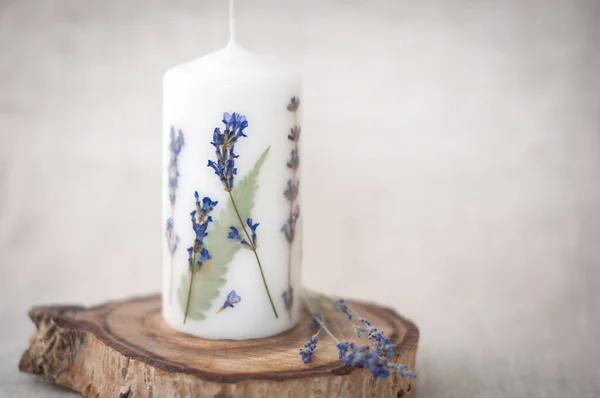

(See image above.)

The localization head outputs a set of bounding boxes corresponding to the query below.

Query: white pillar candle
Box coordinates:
[162,3,302,340]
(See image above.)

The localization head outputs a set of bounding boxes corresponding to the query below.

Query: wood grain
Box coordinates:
[19,294,418,397]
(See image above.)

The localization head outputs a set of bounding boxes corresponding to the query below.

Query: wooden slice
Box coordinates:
[19,294,418,398]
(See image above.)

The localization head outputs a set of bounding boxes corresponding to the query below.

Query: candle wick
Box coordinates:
[229,0,236,44]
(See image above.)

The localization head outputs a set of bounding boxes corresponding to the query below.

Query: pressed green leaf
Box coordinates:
[177,146,271,320]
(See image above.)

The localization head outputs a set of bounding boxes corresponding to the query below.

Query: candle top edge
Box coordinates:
[164,42,300,84]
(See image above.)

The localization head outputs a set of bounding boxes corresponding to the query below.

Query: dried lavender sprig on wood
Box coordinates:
[301,291,417,379]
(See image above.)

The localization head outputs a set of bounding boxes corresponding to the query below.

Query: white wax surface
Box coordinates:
[162,41,302,339]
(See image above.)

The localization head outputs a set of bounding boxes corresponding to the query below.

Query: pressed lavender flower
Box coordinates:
[246,218,259,247]
[227,226,251,248]
[299,335,318,364]
[194,191,218,216]
[284,180,299,202]
[228,218,260,249]
[187,195,217,272]
[288,126,301,142]
[334,299,352,320]
[191,211,212,243]
[286,148,300,170]
[188,248,212,271]
[168,127,185,205]
[183,193,217,323]
[165,217,179,255]
[287,96,300,112]
[281,206,300,243]
[283,286,294,312]
[217,290,242,313]
[208,112,248,191]
[223,112,248,135]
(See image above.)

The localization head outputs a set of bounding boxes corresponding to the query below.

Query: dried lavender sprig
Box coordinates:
[207,112,247,191]
[183,192,217,324]
[330,297,396,356]
[299,333,319,364]
[166,127,185,305]
[210,112,278,319]
[302,291,416,379]
[282,96,301,314]
[168,127,185,205]
[227,203,278,319]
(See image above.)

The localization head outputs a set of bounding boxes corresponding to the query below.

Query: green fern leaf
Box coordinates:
[177,146,271,320]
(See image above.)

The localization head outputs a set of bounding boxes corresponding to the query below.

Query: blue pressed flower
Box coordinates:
[227,226,251,248]
[189,247,211,272]
[246,218,259,246]
[227,226,242,240]
[287,96,300,112]
[198,247,211,264]
[201,197,218,214]
[194,192,218,216]
[207,160,228,189]
[207,160,221,173]
[192,216,211,240]
[217,290,242,313]
[211,128,224,150]
[222,112,248,137]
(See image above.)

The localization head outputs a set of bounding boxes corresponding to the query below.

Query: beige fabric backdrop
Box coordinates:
[0,0,599,396]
